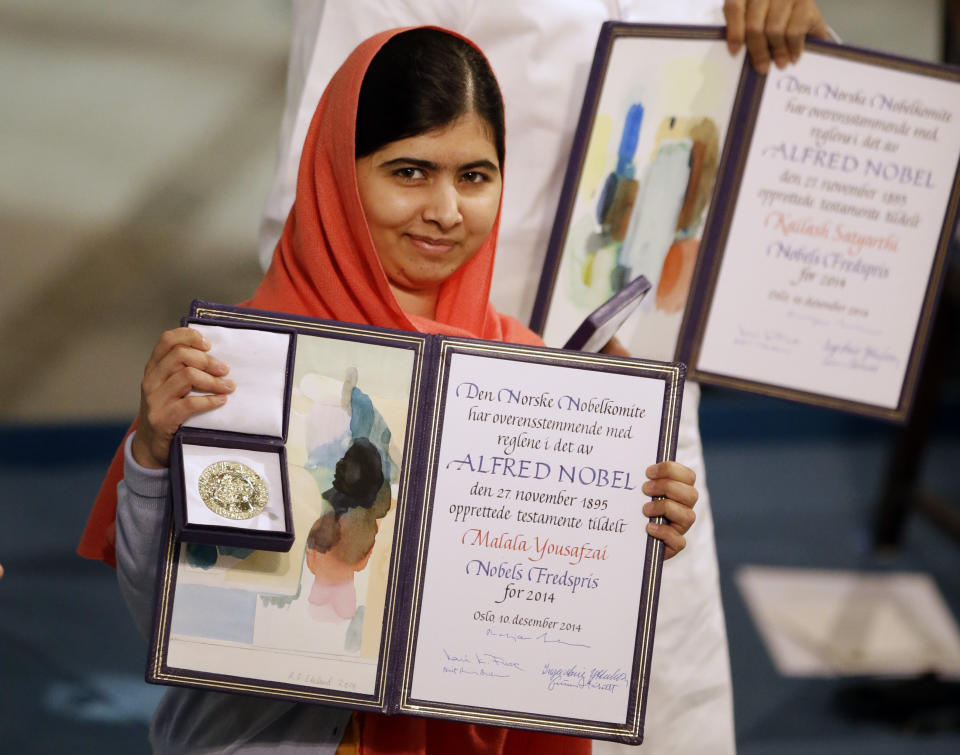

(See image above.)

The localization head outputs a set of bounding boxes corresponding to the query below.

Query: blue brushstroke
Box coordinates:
[350,387,393,481]
[170,584,257,643]
[345,605,365,652]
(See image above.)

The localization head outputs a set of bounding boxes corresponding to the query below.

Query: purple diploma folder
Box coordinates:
[147,299,685,744]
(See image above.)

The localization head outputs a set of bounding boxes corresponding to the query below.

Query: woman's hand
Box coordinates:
[642,461,698,560]
[131,327,235,469]
[724,0,831,74]
[600,338,698,558]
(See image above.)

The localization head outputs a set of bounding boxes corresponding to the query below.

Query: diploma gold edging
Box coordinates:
[154,305,429,708]
[396,340,450,706]
[150,525,179,680]
[632,365,680,730]
[397,341,682,738]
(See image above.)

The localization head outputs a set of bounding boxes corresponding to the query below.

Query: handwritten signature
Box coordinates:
[735,324,799,353]
[786,310,828,327]
[484,627,590,648]
[441,648,522,678]
[540,663,627,694]
[822,338,898,372]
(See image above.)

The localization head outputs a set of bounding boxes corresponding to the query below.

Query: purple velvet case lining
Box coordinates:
[168,317,297,552]
[147,299,687,744]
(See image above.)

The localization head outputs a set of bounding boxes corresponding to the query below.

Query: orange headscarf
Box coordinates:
[78,27,539,566]
[77,26,585,755]
[250,27,537,343]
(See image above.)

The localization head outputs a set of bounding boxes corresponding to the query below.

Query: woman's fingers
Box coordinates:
[146,368,233,427]
[149,364,234,406]
[642,460,699,559]
[643,497,696,533]
[144,366,234,439]
[145,327,209,373]
[645,460,696,487]
[646,520,686,559]
[154,342,230,382]
[143,337,229,395]
[133,328,234,469]
[642,477,699,509]
[164,392,230,429]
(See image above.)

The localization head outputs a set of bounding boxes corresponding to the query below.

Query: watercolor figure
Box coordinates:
[305,438,392,622]
[566,93,722,327]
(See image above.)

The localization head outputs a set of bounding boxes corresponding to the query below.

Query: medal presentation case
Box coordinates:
[171,321,296,552]
[148,300,685,744]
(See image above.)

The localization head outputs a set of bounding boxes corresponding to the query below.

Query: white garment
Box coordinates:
[259,2,735,752]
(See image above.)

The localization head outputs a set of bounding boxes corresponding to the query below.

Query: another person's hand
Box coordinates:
[723,0,831,74]
[600,335,630,357]
[131,328,235,469]
[643,461,698,559]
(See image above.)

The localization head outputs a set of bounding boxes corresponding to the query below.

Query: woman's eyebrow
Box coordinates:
[460,159,499,173]
[379,157,435,170]
[378,157,499,172]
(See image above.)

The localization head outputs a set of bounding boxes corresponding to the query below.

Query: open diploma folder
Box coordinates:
[148,300,685,744]
[534,24,960,421]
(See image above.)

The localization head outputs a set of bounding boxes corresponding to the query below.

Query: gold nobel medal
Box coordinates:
[198,461,268,520]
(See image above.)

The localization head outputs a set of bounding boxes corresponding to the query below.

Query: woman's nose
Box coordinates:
[422,181,462,229]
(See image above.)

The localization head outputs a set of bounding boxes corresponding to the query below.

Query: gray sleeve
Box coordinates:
[115,432,171,640]
[115,437,352,754]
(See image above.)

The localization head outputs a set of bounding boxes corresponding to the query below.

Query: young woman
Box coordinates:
[81,27,698,753]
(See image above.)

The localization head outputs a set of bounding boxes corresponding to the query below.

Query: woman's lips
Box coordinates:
[407,234,456,254]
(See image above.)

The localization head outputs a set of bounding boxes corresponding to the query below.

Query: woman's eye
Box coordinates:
[394,167,425,180]
[461,171,489,184]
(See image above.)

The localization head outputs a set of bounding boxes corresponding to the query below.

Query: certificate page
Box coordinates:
[696,50,960,409]
[408,353,666,724]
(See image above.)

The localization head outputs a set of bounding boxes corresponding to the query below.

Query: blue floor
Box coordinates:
[1,392,958,753]
[701,393,960,754]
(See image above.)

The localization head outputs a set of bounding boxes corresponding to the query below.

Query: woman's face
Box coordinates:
[355,112,502,303]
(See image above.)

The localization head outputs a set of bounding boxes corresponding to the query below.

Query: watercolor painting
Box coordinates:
[304,436,392,624]
[165,332,415,692]
[540,34,744,360]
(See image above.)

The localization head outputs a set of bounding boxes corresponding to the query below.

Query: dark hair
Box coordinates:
[355,28,505,167]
